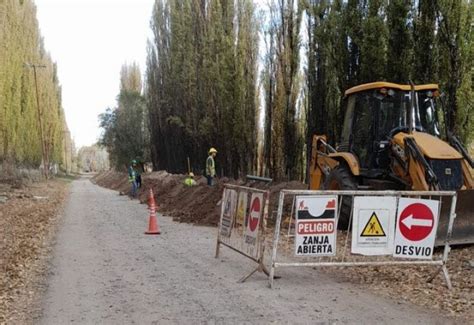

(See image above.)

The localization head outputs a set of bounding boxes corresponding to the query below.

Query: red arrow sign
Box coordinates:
[398,203,434,241]
[248,196,261,232]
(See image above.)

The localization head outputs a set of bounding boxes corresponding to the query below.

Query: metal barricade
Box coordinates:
[215,184,270,282]
[268,190,457,289]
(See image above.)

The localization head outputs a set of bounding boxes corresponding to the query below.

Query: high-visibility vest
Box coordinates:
[206,156,215,177]
[184,178,196,186]
[128,166,136,181]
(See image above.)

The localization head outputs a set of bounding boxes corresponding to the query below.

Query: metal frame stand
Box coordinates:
[215,239,270,283]
[268,190,457,290]
[215,185,271,283]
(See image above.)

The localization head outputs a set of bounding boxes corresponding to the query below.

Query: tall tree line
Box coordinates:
[103,0,473,181]
[262,0,473,181]
[145,0,259,177]
[304,0,472,142]
[0,0,67,170]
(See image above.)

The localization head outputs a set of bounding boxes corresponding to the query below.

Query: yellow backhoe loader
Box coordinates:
[309,82,474,245]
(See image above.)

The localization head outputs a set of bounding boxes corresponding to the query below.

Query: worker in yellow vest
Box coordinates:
[206,147,217,186]
[184,172,197,186]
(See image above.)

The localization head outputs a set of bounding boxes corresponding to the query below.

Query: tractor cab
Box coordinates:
[339,82,442,175]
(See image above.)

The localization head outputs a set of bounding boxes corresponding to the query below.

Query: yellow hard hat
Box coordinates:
[209,147,217,154]
[189,172,194,177]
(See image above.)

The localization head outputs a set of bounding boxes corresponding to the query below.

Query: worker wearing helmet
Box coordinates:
[184,172,197,186]
[206,148,217,186]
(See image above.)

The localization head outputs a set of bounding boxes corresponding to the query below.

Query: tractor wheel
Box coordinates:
[323,165,358,229]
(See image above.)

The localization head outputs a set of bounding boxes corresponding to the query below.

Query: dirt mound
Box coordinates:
[93,171,306,226]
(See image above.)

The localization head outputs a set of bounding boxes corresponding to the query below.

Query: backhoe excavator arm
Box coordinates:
[309,135,360,190]
[404,137,439,191]
[309,135,337,190]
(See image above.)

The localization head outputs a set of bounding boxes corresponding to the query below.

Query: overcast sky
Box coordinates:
[35,0,155,148]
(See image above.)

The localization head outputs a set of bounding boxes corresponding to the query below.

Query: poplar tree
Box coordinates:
[436,0,473,142]
[360,0,387,82]
[0,0,66,170]
[145,0,258,177]
[386,0,413,82]
[413,0,438,83]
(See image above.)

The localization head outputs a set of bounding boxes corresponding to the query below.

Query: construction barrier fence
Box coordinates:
[215,184,270,282]
[268,190,457,289]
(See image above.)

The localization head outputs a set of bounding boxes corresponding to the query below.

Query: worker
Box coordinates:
[184,172,197,186]
[206,147,217,186]
[128,160,138,197]
[134,160,142,189]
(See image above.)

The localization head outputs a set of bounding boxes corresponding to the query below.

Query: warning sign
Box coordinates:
[236,191,248,226]
[351,196,396,256]
[220,189,237,237]
[361,212,386,237]
[295,196,337,257]
[244,193,263,245]
[393,198,439,260]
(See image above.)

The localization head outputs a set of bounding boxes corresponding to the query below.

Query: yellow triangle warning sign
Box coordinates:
[360,212,386,237]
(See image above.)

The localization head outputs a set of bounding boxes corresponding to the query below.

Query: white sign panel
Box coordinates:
[295,196,337,257]
[244,193,263,246]
[351,196,396,256]
[220,189,237,237]
[393,198,439,260]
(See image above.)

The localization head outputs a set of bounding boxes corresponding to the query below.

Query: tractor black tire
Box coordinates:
[322,165,358,230]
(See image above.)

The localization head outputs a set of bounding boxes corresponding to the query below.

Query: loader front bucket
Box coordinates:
[435,189,474,246]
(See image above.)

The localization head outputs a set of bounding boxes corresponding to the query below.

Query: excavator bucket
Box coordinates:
[435,189,474,246]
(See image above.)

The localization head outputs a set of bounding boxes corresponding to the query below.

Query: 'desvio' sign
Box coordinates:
[393,198,439,260]
[295,196,338,257]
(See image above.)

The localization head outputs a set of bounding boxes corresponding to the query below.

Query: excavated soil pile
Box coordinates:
[92,170,306,226]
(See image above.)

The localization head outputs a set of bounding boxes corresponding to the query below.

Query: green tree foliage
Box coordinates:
[413,0,438,83]
[344,0,364,86]
[360,0,387,82]
[99,63,149,169]
[436,0,473,143]
[138,0,473,181]
[0,0,66,168]
[145,0,259,177]
[302,0,473,157]
[305,0,346,153]
[386,0,413,82]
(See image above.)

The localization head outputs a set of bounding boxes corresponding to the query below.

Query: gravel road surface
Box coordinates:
[40,177,452,324]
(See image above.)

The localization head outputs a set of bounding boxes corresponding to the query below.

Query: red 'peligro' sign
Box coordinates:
[297,221,334,234]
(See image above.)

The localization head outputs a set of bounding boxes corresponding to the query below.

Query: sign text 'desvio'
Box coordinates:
[393,198,439,260]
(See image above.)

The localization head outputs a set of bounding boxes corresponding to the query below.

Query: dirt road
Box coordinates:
[40,177,452,324]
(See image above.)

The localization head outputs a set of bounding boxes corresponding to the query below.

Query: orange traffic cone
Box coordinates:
[145,189,160,235]
[148,188,156,210]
